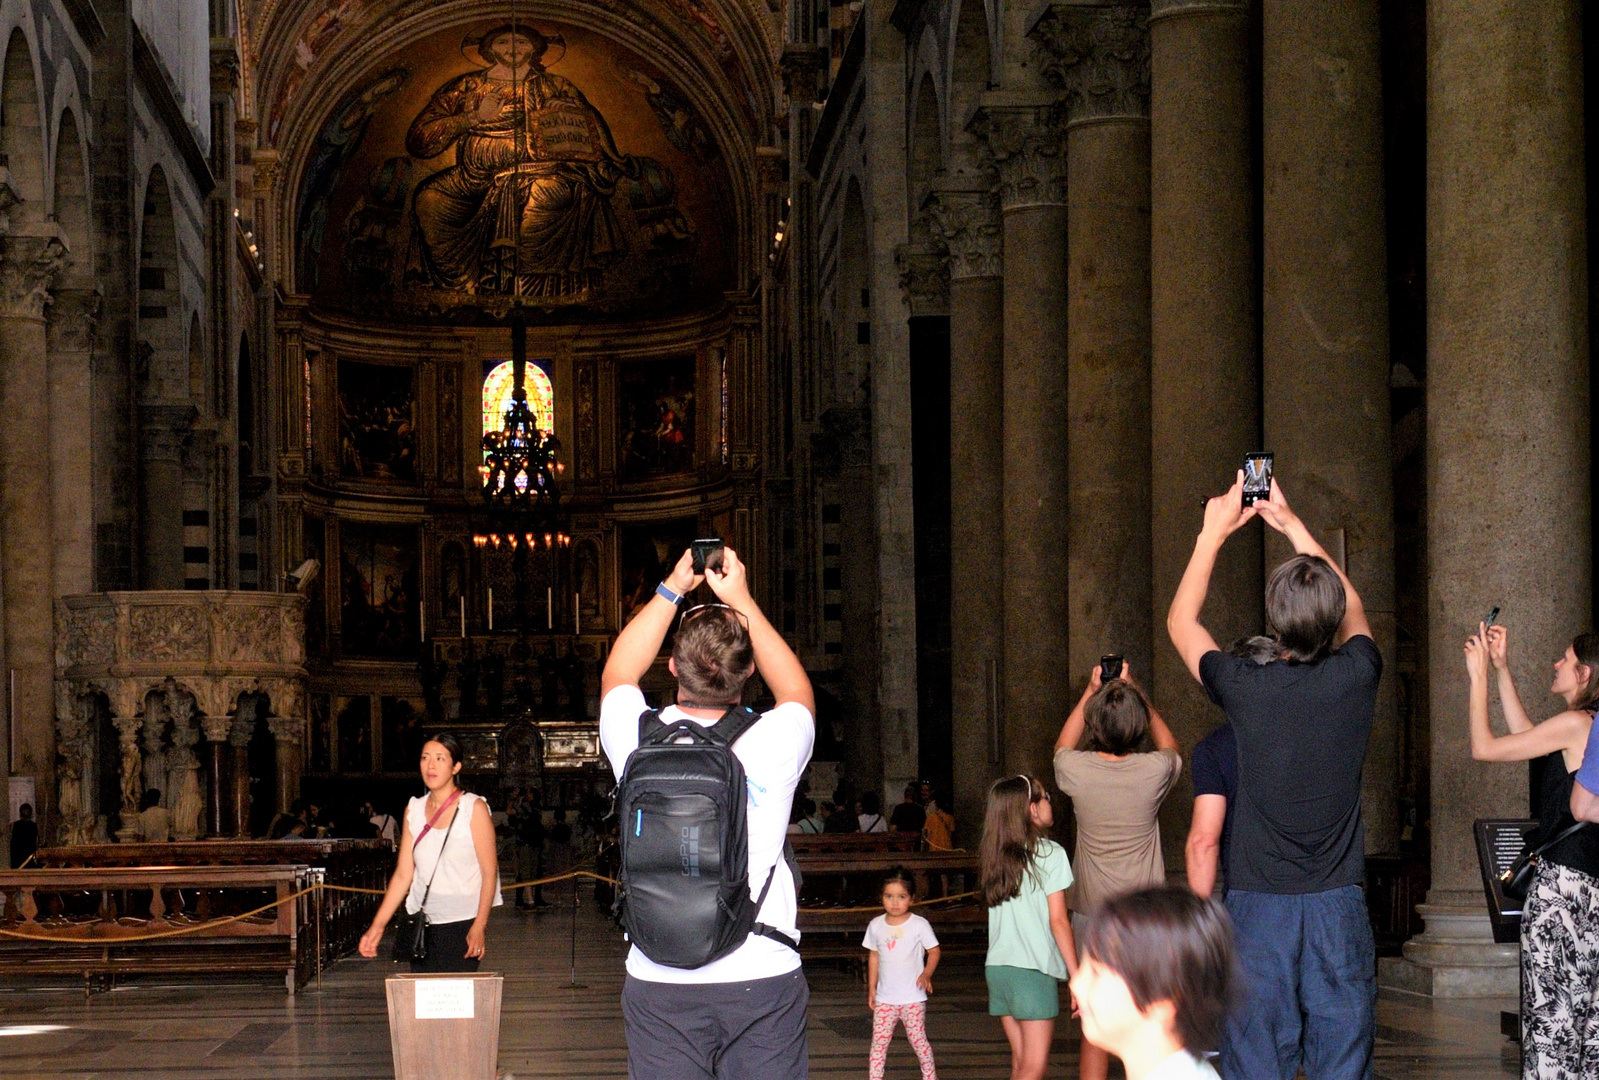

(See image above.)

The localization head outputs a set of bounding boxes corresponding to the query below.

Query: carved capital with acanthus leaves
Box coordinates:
[895,243,949,316]
[923,188,1003,281]
[46,286,102,351]
[967,102,1067,211]
[0,226,68,321]
[1031,4,1152,124]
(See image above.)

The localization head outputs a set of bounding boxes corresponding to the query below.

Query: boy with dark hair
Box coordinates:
[1168,473,1381,1080]
[600,545,815,1080]
[1070,886,1235,1080]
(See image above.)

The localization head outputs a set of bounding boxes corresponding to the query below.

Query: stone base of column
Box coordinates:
[1377,891,1519,998]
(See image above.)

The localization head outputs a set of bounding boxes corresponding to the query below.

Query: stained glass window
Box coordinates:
[482,359,555,448]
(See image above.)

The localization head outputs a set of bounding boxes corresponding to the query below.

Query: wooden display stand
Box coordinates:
[385,973,503,1080]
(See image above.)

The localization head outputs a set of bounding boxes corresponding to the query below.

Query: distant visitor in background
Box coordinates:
[858,791,887,834]
[825,788,858,834]
[137,789,172,843]
[365,800,398,844]
[788,797,824,835]
[9,803,37,868]
[921,783,955,851]
[891,783,926,834]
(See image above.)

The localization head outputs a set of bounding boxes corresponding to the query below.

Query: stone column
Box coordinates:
[112,715,143,841]
[1381,0,1588,998]
[970,100,1070,787]
[138,406,195,590]
[268,715,304,817]
[1034,3,1155,688]
[45,287,100,597]
[165,702,203,842]
[1260,0,1400,856]
[0,225,67,814]
[141,699,169,802]
[1146,0,1260,857]
[229,708,255,839]
[201,715,232,838]
[925,187,1004,846]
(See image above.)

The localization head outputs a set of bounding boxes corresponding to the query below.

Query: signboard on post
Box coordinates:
[1474,818,1539,945]
[386,972,503,1080]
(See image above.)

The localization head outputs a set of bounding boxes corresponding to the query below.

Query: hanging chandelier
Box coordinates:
[475,317,569,548]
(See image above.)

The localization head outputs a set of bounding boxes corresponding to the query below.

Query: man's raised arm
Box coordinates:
[600,549,701,697]
[1168,470,1256,682]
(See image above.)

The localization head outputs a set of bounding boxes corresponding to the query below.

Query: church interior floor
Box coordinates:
[0,884,1519,1079]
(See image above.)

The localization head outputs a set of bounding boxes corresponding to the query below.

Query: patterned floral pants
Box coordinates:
[869,1002,937,1080]
[1521,860,1599,1079]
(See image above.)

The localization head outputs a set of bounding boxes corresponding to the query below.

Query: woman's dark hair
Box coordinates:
[423,732,464,767]
[860,790,882,816]
[1083,680,1151,755]
[1079,886,1237,1052]
[1230,635,1282,665]
[673,606,755,704]
[881,867,917,898]
[979,775,1048,907]
[1571,633,1599,711]
[1265,554,1347,662]
[140,788,162,811]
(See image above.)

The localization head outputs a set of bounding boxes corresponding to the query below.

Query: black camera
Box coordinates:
[691,538,725,575]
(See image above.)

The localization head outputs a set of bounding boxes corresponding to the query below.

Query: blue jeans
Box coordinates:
[1221,885,1375,1080]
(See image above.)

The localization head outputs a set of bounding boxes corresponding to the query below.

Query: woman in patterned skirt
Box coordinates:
[1465,623,1599,1079]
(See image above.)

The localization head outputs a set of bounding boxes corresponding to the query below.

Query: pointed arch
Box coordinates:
[909,73,943,236]
[835,176,870,406]
[948,0,993,183]
[138,165,181,399]
[0,26,44,216]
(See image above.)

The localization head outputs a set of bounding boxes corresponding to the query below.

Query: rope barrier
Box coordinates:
[0,876,981,944]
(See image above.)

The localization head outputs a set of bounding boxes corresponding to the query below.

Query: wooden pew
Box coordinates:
[34,839,391,965]
[787,832,921,855]
[0,865,314,993]
[795,849,985,962]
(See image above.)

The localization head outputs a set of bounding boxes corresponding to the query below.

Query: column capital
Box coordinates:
[1031,3,1152,125]
[895,243,950,316]
[923,188,1004,280]
[201,715,233,742]
[45,286,102,350]
[967,98,1067,211]
[0,226,67,321]
[267,715,305,741]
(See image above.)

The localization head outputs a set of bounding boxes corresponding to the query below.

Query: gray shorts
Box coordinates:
[621,968,809,1080]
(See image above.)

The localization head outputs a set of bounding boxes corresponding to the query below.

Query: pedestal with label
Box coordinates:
[385,972,503,1080]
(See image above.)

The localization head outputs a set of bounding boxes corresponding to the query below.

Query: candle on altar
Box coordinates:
[547,586,553,629]
[420,602,426,642]
[488,588,494,630]
[459,595,466,638]
[575,593,581,636]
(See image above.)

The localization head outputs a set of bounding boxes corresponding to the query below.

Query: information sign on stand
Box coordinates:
[386,973,503,1080]
[1474,818,1539,945]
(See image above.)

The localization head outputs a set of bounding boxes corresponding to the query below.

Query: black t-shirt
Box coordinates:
[1200,635,1381,894]
[1190,724,1237,882]
[1535,750,1599,877]
[9,819,37,868]
[890,802,926,833]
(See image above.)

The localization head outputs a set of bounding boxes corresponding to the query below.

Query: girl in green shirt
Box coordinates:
[980,775,1079,1080]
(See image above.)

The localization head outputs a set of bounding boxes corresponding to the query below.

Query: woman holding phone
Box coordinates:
[358,733,502,971]
[1464,623,1599,1078]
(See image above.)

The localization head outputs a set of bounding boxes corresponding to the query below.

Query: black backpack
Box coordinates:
[613,705,800,969]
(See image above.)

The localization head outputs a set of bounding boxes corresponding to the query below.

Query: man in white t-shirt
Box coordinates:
[600,545,815,1079]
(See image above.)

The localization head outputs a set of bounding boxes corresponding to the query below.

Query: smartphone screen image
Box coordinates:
[1242,452,1274,507]
[691,538,724,575]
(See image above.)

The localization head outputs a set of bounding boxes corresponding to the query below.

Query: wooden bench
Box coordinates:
[0,864,315,994]
[787,832,921,855]
[34,839,391,965]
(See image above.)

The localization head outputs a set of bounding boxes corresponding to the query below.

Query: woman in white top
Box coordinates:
[358,734,501,972]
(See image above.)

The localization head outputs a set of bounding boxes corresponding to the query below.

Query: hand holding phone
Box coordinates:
[691,538,724,575]
[1242,452,1274,507]
[1099,654,1124,685]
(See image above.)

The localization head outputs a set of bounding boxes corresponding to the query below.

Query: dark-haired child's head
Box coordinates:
[1229,634,1282,666]
[1265,555,1346,662]
[1070,886,1235,1057]
[1083,680,1151,755]
[881,868,915,918]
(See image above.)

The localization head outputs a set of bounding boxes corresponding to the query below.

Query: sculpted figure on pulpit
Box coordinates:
[405,24,641,299]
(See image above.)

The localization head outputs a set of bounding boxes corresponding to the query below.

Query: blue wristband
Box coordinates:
[655,582,686,606]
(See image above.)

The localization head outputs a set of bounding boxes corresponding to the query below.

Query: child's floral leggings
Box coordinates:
[869,1001,937,1080]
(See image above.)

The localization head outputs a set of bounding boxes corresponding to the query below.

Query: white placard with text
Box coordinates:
[413,979,475,1020]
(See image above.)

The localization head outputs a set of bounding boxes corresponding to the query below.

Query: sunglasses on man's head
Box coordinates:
[678,603,749,631]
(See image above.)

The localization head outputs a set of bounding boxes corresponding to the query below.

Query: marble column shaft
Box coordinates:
[45,287,99,598]
[1424,0,1588,901]
[268,716,304,816]
[0,226,67,831]
[1035,3,1156,692]
[201,715,232,838]
[230,717,254,839]
[1147,0,1261,854]
[926,187,1004,846]
[1261,0,1399,853]
[971,101,1070,787]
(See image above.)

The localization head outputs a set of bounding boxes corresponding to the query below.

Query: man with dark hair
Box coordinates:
[9,803,37,868]
[889,782,926,833]
[1168,473,1381,1080]
[600,545,815,1080]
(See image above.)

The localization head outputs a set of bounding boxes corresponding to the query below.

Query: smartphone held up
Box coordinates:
[1242,452,1274,508]
[691,538,725,575]
[1100,654,1123,684]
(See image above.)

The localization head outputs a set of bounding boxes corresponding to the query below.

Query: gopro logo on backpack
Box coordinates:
[680,826,701,877]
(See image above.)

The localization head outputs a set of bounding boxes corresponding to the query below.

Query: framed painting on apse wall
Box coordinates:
[337,359,418,481]
[618,356,695,479]
[339,522,420,657]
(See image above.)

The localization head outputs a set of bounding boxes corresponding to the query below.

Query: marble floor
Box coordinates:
[0,882,1520,1079]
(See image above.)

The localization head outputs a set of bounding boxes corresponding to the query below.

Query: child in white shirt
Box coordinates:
[862,869,941,1080]
[1068,886,1234,1080]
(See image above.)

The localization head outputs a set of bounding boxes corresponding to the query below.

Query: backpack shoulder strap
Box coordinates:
[637,708,669,745]
[749,843,801,953]
[710,705,763,747]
